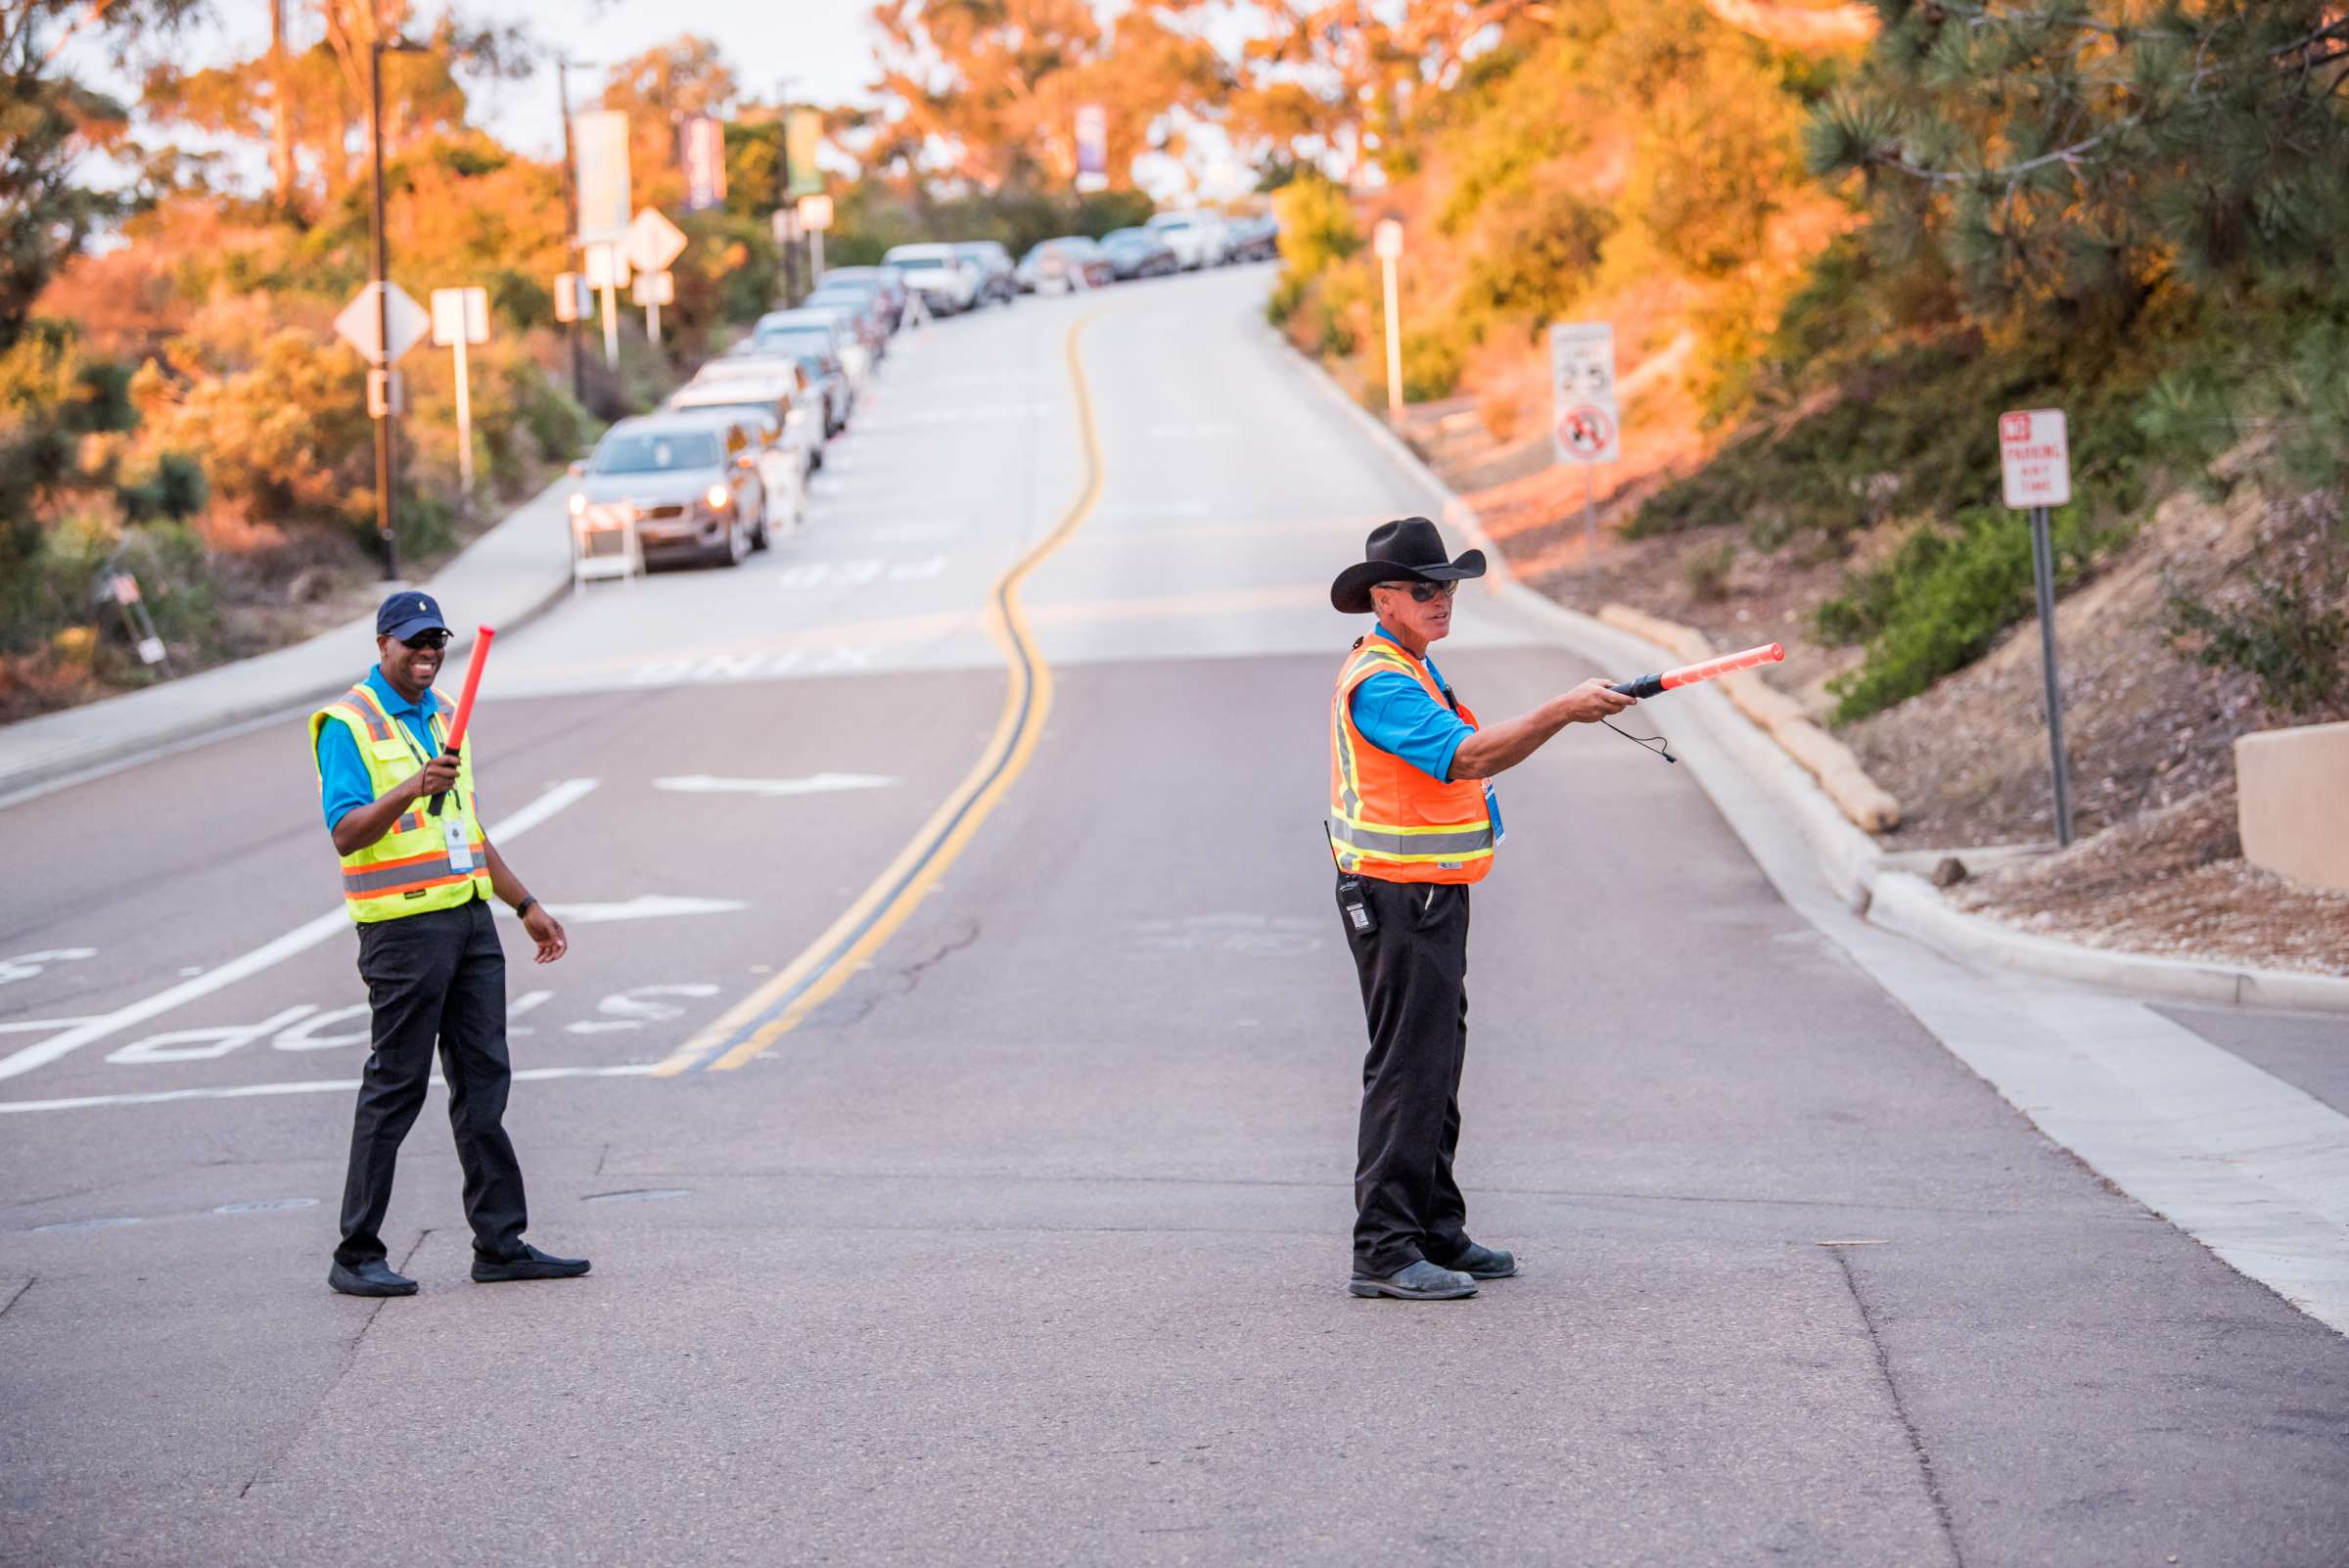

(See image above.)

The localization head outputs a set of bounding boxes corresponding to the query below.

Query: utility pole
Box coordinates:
[369,22,395,580]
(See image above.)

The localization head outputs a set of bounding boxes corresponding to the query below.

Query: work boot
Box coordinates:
[1436,1241,1519,1279]
[1347,1260,1477,1300]
[328,1259,418,1298]
[470,1242,591,1284]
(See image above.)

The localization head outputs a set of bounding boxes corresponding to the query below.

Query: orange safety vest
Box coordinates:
[1328,635,1496,885]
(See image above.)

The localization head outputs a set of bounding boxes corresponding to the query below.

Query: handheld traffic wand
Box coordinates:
[1608,641,1783,699]
[428,623,495,816]
[1594,642,1785,765]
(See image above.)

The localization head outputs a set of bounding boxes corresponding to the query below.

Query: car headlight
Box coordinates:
[568,491,586,517]
[706,484,730,510]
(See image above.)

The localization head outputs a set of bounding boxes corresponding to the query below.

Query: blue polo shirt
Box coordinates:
[315,668,452,833]
[1348,625,1503,837]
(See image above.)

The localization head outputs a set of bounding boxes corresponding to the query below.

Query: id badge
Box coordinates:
[443,817,475,874]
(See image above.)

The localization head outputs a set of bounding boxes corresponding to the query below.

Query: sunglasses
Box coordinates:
[1380,579,1458,604]
[399,630,451,651]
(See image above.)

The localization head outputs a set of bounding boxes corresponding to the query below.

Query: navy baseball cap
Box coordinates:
[376,590,449,641]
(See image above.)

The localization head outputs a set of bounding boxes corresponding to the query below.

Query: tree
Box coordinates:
[1807,1,2349,322]
[0,0,202,350]
[866,0,1224,194]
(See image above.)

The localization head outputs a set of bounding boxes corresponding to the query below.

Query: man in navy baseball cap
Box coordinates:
[375,590,449,642]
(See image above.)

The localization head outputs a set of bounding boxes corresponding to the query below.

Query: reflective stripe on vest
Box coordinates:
[1327,639,1495,886]
[310,683,493,923]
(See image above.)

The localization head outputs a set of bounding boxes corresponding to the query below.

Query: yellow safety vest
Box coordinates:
[310,682,491,923]
[1328,637,1497,885]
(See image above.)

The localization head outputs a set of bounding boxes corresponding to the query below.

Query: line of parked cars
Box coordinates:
[565,213,1279,574]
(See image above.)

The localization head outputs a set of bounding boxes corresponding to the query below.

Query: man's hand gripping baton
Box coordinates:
[429,624,495,817]
[1609,641,1783,700]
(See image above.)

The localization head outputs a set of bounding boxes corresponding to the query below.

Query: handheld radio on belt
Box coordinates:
[428,624,496,817]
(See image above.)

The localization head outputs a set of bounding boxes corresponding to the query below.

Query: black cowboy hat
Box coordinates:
[1329,516,1486,615]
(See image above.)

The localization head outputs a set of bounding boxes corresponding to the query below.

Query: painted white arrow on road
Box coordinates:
[654,773,898,799]
[508,896,749,924]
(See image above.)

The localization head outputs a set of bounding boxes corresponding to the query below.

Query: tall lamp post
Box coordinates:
[554,54,596,405]
[369,21,430,580]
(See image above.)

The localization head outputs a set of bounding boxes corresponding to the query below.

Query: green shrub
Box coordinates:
[1682,540,1737,602]
[1816,506,2113,722]
[1399,327,1464,402]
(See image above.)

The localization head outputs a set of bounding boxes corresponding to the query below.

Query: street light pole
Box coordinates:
[556,55,589,404]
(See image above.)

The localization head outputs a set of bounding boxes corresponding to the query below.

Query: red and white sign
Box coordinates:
[2000,407,2071,508]
[1556,403,1618,465]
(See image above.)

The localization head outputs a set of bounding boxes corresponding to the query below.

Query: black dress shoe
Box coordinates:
[1347,1260,1478,1300]
[329,1259,418,1297]
[471,1242,591,1283]
[1437,1241,1518,1279]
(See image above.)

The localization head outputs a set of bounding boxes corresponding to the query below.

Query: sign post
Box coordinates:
[1373,218,1404,424]
[430,286,490,504]
[798,193,833,284]
[2000,407,2077,847]
[623,208,688,347]
[1549,322,1619,558]
[334,280,430,576]
[583,243,628,366]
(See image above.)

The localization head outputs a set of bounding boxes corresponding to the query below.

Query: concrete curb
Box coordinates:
[1274,331,2349,1015]
[0,479,577,807]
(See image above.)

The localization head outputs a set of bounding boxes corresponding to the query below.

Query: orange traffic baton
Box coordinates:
[428,624,495,816]
[1609,641,1782,700]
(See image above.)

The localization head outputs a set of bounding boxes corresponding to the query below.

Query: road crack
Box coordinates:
[239,1227,433,1500]
[0,1275,33,1320]
[1831,1245,1964,1568]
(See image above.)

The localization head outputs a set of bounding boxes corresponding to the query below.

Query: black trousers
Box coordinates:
[335,896,530,1268]
[1338,874,1473,1275]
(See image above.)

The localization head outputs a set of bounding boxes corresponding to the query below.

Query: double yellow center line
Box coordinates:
[652,312,1106,1077]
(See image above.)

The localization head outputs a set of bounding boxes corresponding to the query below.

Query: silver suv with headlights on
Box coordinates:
[568,414,769,570]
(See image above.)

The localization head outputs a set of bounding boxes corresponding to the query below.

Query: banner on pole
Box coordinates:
[786,109,824,198]
[1075,105,1108,193]
[683,115,727,212]
[572,110,631,245]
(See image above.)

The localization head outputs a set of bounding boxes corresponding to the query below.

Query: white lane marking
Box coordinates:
[628,647,877,685]
[564,983,722,1035]
[109,1004,317,1065]
[654,773,898,800]
[0,948,97,987]
[0,1063,656,1116]
[0,778,601,1084]
[0,1017,97,1035]
[774,556,946,591]
[519,896,748,924]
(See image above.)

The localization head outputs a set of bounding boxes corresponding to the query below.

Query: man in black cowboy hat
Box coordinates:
[1327,517,1634,1300]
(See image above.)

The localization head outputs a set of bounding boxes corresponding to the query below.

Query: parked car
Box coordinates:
[882,243,980,313]
[1146,209,1229,270]
[694,351,845,455]
[954,241,1018,306]
[1225,213,1281,262]
[814,264,908,331]
[745,313,854,432]
[668,365,821,484]
[567,413,767,569]
[663,402,806,536]
[1099,227,1180,280]
[1014,236,1114,294]
[804,279,893,360]
[759,305,871,397]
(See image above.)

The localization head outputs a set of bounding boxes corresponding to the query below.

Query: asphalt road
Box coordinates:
[4,267,2347,1567]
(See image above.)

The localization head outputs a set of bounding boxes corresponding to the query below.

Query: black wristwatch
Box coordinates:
[514,896,538,919]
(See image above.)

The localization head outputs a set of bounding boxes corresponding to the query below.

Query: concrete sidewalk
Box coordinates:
[0,478,576,805]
